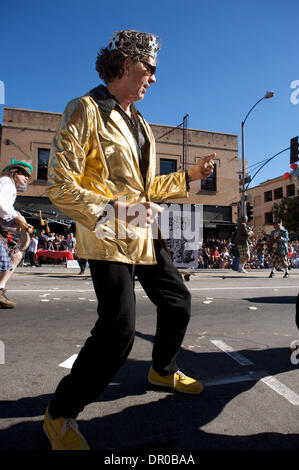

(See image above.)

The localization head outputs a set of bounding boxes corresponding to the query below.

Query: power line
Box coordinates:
[246,147,290,190]
[155,118,187,141]
[248,157,271,170]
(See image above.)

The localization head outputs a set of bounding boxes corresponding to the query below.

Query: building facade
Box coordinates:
[247,174,299,234]
[0,106,239,237]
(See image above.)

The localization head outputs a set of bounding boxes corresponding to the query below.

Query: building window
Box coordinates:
[201,164,217,192]
[287,184,295,197]
[160,158,177,175]
[274,187,283,200]
[265,212,273,225]
[38,148,50,180]
[264,190,272,202]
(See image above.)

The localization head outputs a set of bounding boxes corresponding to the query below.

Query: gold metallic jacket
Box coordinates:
[47,86,188,264]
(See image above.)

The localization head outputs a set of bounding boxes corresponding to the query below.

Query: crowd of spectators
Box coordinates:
[37,230,76,252]
[23,229,299,270]
[198,236,299,270]
[23,230,76,266]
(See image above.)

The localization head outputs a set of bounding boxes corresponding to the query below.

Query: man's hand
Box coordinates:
[187,153,216,182]
[13,214,27,230]
[113,200,164,228]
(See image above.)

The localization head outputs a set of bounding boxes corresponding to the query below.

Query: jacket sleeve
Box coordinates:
[149,171,188,202]
[47,98,111,230]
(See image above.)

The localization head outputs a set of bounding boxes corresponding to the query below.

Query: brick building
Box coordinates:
[247,173,299,234]
[0,106,239,238]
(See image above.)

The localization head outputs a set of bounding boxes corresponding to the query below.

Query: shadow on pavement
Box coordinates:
[245,296,297,304]
[0,333,298,451]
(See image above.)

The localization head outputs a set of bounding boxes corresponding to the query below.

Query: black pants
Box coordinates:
[29,251,38,266]
[78,258,87,273]
[48,242,191,419]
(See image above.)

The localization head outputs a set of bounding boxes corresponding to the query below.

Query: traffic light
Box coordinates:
[238,174,251,192]
[246,202,254,221]
[290,136,299,164]
[238,174,243,193]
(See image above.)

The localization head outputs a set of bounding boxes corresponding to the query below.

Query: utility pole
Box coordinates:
[182,114,189,171]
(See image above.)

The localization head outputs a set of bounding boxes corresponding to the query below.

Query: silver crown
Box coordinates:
[109,30,161,59]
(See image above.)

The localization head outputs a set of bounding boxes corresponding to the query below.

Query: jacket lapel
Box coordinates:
[109,109,140,168]
[138,115,156,194]
[88,85,154,192]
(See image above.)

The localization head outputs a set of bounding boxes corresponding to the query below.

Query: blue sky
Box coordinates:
[1,0,298,186]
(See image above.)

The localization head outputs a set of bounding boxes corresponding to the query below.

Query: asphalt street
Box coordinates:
[0,264,298,456]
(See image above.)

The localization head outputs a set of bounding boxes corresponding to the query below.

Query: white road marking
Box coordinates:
[59,339,299,406]
[211,339,299,406]
[186,286,299,291]
[10,289,95,292]
[58,354,78,369]
[210,339,254,366]
[204,370,267,386]
[8,285,299,293]
[260,376,299,406]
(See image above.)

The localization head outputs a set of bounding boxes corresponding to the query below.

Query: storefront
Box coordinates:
[14,196,74,234]
[203,205,236,240]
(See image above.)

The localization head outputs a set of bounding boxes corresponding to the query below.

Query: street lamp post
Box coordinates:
[240,91,274,217]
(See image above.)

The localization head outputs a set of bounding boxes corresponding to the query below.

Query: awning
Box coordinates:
[204,221,236,228]
[15,196,73,226]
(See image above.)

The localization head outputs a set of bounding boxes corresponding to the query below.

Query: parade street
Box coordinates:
[0,265,298,453]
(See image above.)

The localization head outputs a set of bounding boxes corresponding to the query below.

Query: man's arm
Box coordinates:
[149,153,216,203]
[47,98,112,231]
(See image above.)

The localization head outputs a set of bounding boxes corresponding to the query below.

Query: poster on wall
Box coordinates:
[158,203,203,268]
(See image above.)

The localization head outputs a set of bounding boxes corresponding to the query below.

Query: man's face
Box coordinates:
[125,56,157,102]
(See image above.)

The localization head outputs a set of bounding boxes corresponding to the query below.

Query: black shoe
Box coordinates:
[283,272,289,278]
[269,272,274,278]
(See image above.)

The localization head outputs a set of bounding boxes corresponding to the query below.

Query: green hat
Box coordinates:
[2,158,33,178]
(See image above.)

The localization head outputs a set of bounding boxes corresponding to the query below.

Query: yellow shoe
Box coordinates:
[43,407,90,450]
[148,368,203,394]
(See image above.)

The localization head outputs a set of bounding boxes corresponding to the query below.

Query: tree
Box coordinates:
[272,196,299,235]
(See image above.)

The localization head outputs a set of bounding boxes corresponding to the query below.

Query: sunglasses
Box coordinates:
[139,60,156,76]
[17,170,29,177]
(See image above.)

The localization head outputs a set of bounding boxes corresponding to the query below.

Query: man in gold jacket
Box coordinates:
[44,30,216,450]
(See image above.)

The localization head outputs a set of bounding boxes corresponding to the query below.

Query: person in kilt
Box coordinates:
[235,215,253,273]
[268,220,289,278]
[0,160,33,308]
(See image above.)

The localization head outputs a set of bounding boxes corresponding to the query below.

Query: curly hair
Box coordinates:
[95,48,138,84]
[95,29,160,84]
